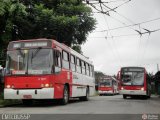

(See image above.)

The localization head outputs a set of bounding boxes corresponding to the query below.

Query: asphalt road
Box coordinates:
[0,95,160,120]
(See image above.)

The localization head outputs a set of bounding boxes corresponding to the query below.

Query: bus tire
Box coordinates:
[123,95,127,99]
[80,87,89,101]
[60,85,69,105]
[22,99,33,106]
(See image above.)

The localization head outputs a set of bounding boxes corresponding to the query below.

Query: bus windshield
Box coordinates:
[121,70,144,86]
[6,48,53,75]
[99,81,112,87]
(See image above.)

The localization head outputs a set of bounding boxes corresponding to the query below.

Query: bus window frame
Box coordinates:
[70,54,76,72]
[62,50,70,70]
[76,58,82,74]
[53,49,62,73]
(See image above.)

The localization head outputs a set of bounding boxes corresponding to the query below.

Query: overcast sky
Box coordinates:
[82,0,160,75]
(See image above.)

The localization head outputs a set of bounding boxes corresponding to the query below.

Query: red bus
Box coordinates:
[117,67,151,99]
[4,38,95,105]
[98,76,119,95]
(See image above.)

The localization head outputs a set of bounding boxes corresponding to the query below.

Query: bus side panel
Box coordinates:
[71,72,95,97]
[71,72,87,97]
[53,70,72,99]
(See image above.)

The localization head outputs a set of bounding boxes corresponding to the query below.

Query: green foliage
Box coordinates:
[95,71,106,84]
[0,0,96,63]
[72,45,83,54]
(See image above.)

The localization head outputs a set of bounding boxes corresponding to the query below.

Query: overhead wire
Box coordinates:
[101,0,131,13]
[86,0,160,70]
[140,34,151,66]
[86,0,129,4]
[94,17,160,32]
[90,1,138,33]
[90,28,160,39]
[96,3,122,69]
[100,3,123,67]
[101,1,146,33]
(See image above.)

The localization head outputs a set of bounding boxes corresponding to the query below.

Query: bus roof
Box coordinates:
[121,67,146,72]
[121,66,145,69]
[8,38,93,65]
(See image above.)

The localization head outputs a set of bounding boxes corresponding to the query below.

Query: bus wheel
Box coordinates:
[80,87,89,101]
[123,95,127,99]
[22,99,33,106]
[61,85,69,105]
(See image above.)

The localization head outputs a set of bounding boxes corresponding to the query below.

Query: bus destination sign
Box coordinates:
[9,40,52,49]
[122,68,144,72]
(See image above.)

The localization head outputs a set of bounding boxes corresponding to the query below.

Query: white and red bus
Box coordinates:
[117,67,151,99]
[4,38,95,105]
[98,76,119,95]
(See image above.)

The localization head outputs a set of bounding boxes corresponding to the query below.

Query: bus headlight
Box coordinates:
[41,83,52,88]
[11,85,14,88]
[121,87,124,90]
[6,85,11,88]
[41,84,44,87]
[141,87,144,91]
[45,84,49,87]
[50,84,53,87]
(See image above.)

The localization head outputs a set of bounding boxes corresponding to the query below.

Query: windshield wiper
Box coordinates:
[31,47,42,63]
[16,48,24,58]
[14,48,28,75]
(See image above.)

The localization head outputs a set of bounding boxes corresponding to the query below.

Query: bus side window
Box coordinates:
[70,55,76,72]
[54,50,61,73]
[76,58,81,73]
[81,61,86,75]
[90,65,93,77]
[86,63,90,76]
[92,66,95,77]
[62,51,70,70]
[55,51,61,67]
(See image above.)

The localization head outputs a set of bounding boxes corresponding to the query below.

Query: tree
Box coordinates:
[30,0,96,47]
[71,45,83,54]
[0,0,96,65]
[94,71,106,84]
[9,0,96,46]
[0,0,27,65]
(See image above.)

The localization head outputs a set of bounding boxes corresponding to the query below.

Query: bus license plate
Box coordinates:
[23,95,32,99]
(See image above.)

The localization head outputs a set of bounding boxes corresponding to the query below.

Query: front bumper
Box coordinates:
[98,90,113,94]
[119,90,146,95]
[4,88,54,99]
